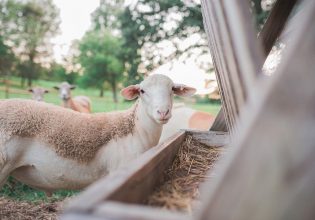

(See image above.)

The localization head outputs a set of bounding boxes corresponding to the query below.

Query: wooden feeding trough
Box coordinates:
[62,0,315,219]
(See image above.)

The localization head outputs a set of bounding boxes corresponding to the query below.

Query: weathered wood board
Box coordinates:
[62,130,228,220]
[198,1,315,220]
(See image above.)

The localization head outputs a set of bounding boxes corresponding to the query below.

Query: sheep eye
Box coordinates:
[140,89,145,94]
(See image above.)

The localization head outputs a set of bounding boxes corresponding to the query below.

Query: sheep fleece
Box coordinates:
[0,99,136,163]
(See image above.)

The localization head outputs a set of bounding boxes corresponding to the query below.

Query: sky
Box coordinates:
[52,0,100,63]
[51,0,216,94]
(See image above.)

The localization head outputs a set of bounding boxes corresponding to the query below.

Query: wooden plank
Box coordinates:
[184,130,229,147]
[210,108,227,132]
[205,11,238,124]
[92,202,188,220]
[64,131,186,213]
[202,0,264,133]
[258,0,298,56]
[212,0,246,108]
[210,0,296,132]
[202,0,238,131]
[61,213,106,220]
[221,0,264,93]
[197,1,315,219]
[62,202,187,220]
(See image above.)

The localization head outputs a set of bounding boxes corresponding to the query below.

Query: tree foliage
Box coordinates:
[117,0,272,83]
[0,0,272,90]
[119,0,207,75]
[0,0,60,86]
[91,0,124,31]
[78,30,124,101]
[48,62,78,84]
[0,35,15,77]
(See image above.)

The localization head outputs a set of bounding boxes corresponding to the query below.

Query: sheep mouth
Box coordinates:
[61,97,70,101]
[157,118,170,124]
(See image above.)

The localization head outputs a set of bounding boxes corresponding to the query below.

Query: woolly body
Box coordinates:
[0,74,195,192]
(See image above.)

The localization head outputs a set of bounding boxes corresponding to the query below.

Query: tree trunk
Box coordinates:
[99,86,104,97]
[111,78,118,103]
[27,52,35,87]
[21,75,25,88]
[4,73,10,99]
[27,74,32,87]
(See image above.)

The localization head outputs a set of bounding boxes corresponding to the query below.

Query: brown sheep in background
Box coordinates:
[54,82,91,113]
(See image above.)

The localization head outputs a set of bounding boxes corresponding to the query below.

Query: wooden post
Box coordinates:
[207,0,298,133]
[202,0,264,133]
[198,1,315,219]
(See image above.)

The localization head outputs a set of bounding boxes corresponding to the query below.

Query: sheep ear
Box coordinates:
[70,85,76,90]
[44,90,49,93]
[53,86,59,90]
[28,88,33,93]
[172,84,196,97]
[121,85,140,100]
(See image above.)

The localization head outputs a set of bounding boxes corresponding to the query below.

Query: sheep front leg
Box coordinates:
[0,167,13,189]
[0,150,14,188]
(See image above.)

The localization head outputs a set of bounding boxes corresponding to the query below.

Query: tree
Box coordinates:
[0,35,15,98]
[0,35,14,77]
[86,0,272,89]
[252,0,272,30]
[47,62,78,84]
[78,30,124,102]
[118,0,272,79]
[90,0,139,87]
[0,0,60,87]
[91,0,124,31]
[119,7,144,86]
[119,0,207,73]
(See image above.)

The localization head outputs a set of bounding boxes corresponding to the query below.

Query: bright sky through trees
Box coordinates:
[51,0,215,93]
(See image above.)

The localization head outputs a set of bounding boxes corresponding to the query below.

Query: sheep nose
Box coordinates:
[157,109,170,119]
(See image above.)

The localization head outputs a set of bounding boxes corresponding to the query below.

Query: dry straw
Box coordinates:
[148,135,223,212]
[0,197,62,220]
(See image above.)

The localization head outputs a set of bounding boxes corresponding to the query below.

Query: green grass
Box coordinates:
[0,77,221,114]
[0,77,135,113]
[0,77,220,202]
[1,177,78,202]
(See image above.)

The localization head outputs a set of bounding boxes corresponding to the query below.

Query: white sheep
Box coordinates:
[0,74,195,194]
[28,87,49,102]
[54,82,92,113]
[160,104,215,142]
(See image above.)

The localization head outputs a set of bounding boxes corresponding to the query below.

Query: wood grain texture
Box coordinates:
[62,202,187,220]
[202,0,264,133]
[198,1,315,219]
[202,0,238,131]
[210,108,227,132]
[208,0,296,132]
[61,213,105,220]
[93,202,188,220]
[184,129,229,147]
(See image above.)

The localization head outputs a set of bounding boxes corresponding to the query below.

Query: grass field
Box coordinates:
[0,77,221,114]
[0,77,220,202]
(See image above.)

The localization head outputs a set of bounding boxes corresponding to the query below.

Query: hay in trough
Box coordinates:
[0,197,67,220]
[147,135,223,212]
